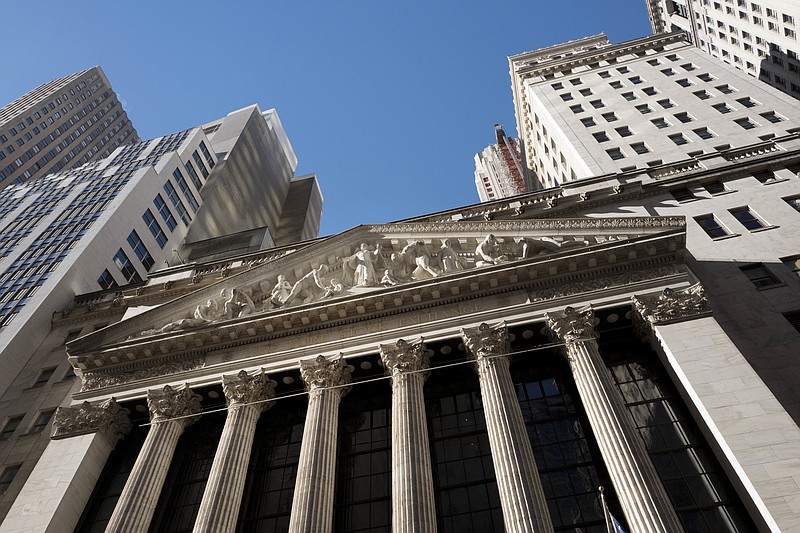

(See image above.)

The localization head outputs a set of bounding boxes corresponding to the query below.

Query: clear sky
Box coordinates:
[1,1,650,237]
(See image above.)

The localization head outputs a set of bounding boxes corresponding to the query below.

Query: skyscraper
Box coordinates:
[0,67,139,189]
[474,125,528,201]
[509,31,800,189]
[646,0,800,99]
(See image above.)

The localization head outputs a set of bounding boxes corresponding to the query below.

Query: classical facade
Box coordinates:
[0,66,139,188]
[2,126,800,531]
[646,0,800,99]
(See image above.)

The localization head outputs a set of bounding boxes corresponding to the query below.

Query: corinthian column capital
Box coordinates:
[222,369,276,411]
[545,305,597,344]
[147,384,202,428]
[299,355,352,392]
[379,338,431,376]
[632,282,710,325]
[51,398,132,444]
[461,322,511,360]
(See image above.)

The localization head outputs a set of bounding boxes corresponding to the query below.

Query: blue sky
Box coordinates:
[2,1,650,236]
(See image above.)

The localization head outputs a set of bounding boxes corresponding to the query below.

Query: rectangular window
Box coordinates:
[657,98,675,109]
[616,126,633,137]
[740,264,780,287]
[704,181,727,194]
[729,207,767,230]
[172,169,200,212]
[154,194,178,231]
[164,181,192,225]
[651,117,670,129]
[635,104,652,114]
[606,148,625,160]
[695,214,729,238]
[784,311,800,333]
[609,80,624,89]
[199,141,215,169]
[760,111,783,123]
[97,269,118,290]
[676,78,694,87]
[622,92,637,101]
[712,103,733,114]
[192,151,209,178]
[589,99,605,109]
[580,117,596,127]
[33,367,56,387]
[674,112,694,123]
[31,410,55,434]
[669,133,689,145]
[693,127,715,139]
[642,86,658,96]
[0,416,23,440]
[579,88,592,96]
[601,112,618,122]
[143,209,169,248]
[697,73,716,82]
[734,117,758,129]
[593,132,610,143]
[113,249,142,283]
[0,465,20,491]
[560,93,574,102]
[736,96,758,107]
[630,142,649,154]
[127,230,155,271]
[671,187,696,201]
[785,196,800,212]
[569,104,584,114]
[782,256,800,278]
[661,67,676,76]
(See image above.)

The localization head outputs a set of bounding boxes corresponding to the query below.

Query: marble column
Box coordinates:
[379,339,437,533]
[546,306,684,533]
[193,370,276,533]
[461,323,554,533]
[0,399,131,533]
[288,355,352,533]
[105,384,202,533]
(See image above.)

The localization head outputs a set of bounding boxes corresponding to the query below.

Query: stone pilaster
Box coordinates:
[105,384,202,533]
[288,355,352,533]
[546,306,684,533]
[379,339,437,533]
[0,400,132,533]
[461,322,554,533]
[193,370,276,533]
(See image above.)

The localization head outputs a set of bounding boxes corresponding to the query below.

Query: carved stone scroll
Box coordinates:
[632,282,710,324]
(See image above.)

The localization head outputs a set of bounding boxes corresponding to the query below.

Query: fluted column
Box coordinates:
[379,339,437,533]
[105,384,201,533]
[288,355,352,533]
[546,306,684,533]
[461,323,554,533]
[194,370,276,533]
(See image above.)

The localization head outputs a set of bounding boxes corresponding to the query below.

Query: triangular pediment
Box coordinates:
[68,216,685,380]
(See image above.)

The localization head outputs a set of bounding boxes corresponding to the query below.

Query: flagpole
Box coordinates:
[599,486,613,533]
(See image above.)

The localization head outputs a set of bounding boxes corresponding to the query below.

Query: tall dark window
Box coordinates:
[238,397,306,532]
[76,426,147,533]
[164,180,192,224]
[112,248,142,284]
[511,348,618,532]
[599,317,755,532]
[426,364,503,532]
[333,381,391,532]
[148,412,225,532]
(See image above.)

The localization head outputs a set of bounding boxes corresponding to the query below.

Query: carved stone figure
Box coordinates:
[438,239,465,272]
[270,275,292,306]
[632,283,710,324]
[51,398,132,442]
[381,252,410,286]
[283,265,339,306]
[222,288,255,319]
[343,243,383,287]
[475,234,508,267]
[400,241,439,280]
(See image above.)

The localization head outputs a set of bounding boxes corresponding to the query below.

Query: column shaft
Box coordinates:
[462,322,554,533]
[565,339,684,533]
[193,404,261,533]
[477,355,554,533]
[287,387,342,533]
[391,372,437,532]
[104,419,184,533]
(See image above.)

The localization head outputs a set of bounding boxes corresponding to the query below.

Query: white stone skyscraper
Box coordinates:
[646,0,800,99]
[474,125,528,201]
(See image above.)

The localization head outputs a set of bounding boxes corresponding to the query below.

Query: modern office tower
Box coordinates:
[474,125,528,201]
[646,0,800,99]
[510,31,800,189]
[0,103,319,401]
[4,133,800,531]
[0,67,139,189]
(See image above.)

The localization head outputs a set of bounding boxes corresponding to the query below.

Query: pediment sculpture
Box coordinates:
[134,233,589,338]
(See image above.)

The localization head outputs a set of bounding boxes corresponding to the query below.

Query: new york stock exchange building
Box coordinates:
[4,160,800,533]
